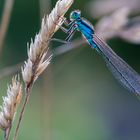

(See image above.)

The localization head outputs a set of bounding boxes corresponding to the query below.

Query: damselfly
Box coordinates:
[60,10,140,95]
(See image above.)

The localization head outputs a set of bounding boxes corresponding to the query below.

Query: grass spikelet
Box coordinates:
[14,0,74,139]
[96,7,130,40]
[0,76,22,140]
[22,0,74,89]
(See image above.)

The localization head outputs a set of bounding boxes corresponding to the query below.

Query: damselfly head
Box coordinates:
[70,10,81,21]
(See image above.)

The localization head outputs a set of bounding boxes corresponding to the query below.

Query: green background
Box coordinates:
[0,0,140,140]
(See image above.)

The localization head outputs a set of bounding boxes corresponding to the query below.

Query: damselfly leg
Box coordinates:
[50,38,68,44]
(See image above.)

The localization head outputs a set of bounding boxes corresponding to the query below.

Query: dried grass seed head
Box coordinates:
[0,76,22,130]
[96,7,130,40]
[22,0,73,85]
[88,0,140,18]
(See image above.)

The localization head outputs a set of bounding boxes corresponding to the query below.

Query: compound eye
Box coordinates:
[74,12,77,16]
